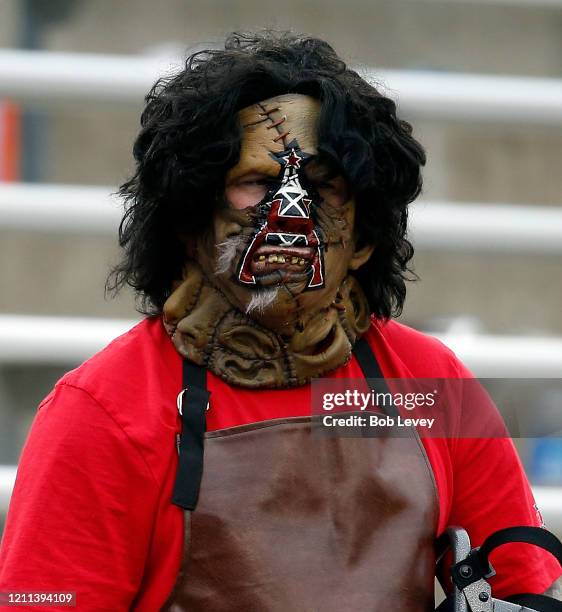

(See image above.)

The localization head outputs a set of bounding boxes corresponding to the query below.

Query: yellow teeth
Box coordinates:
[259,253,309,265]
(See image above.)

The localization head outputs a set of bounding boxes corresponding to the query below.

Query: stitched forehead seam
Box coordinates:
[241,103,291,149]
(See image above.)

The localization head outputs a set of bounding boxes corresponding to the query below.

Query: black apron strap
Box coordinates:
[505,594,562,612]
[171,360,210,511]
[352,336,400,418]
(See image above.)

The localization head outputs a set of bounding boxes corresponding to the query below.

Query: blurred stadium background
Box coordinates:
[0,0,561,549]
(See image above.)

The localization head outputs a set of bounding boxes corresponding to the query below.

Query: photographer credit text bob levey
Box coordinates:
[320,388,437,430]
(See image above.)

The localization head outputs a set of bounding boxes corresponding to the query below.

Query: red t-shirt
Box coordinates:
[0,317,559,610]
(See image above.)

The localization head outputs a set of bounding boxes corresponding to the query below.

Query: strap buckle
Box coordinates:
[177,388,210,415]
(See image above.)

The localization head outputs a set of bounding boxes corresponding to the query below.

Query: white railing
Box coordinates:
[0,466,16,515]
[1,182,562,254]
[0,314,561,376]
[533,486,562,534]
[0,50,168,106]
[426,0,562,7]
[1,49,562,124]
[368,69,562,125]
[0,315,136,364]
[0,183,121,233]
[434,333,562,377]
[409,201,562,254]
[417,0,562,9]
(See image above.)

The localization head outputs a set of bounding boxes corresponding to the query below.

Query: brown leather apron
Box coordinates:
[164,338,439,611]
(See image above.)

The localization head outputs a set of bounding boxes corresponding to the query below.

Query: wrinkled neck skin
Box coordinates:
[163,94,372,389]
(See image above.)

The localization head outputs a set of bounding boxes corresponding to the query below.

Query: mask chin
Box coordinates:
[162,259,372,389]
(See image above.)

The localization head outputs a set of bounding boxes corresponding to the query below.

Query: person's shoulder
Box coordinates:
[371,317,454,355]
[61,316,175,387]
[32,316,180,486]
[366,317,469,378]
[52,316,181,432]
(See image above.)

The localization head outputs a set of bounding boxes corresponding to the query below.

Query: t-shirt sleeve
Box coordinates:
[445,362,562,598]
[448,436,561,597]
[0,382,160,611]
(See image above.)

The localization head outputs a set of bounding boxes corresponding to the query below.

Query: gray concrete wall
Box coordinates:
[3,0,561,329]
[0,0,561,465]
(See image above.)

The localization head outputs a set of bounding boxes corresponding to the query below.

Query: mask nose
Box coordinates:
[263,164,314,237]
[276,190,310,219]
[265,234,308,247]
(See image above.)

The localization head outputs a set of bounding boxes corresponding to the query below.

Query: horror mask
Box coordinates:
[163,94,374,388]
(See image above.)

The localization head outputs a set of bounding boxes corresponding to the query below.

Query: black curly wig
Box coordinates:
[107,31,426,319]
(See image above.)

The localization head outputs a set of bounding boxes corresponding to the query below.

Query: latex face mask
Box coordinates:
[163,94,374,388]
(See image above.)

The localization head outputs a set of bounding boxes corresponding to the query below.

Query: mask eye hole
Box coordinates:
[225,175,278,210]
[304,159,350,207]
[307,175,350,207]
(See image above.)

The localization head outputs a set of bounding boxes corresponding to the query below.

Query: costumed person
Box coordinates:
[0,32,560,611]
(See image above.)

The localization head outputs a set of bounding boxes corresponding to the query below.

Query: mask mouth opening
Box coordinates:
[247,267,312,287]
[251,244,314,276]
